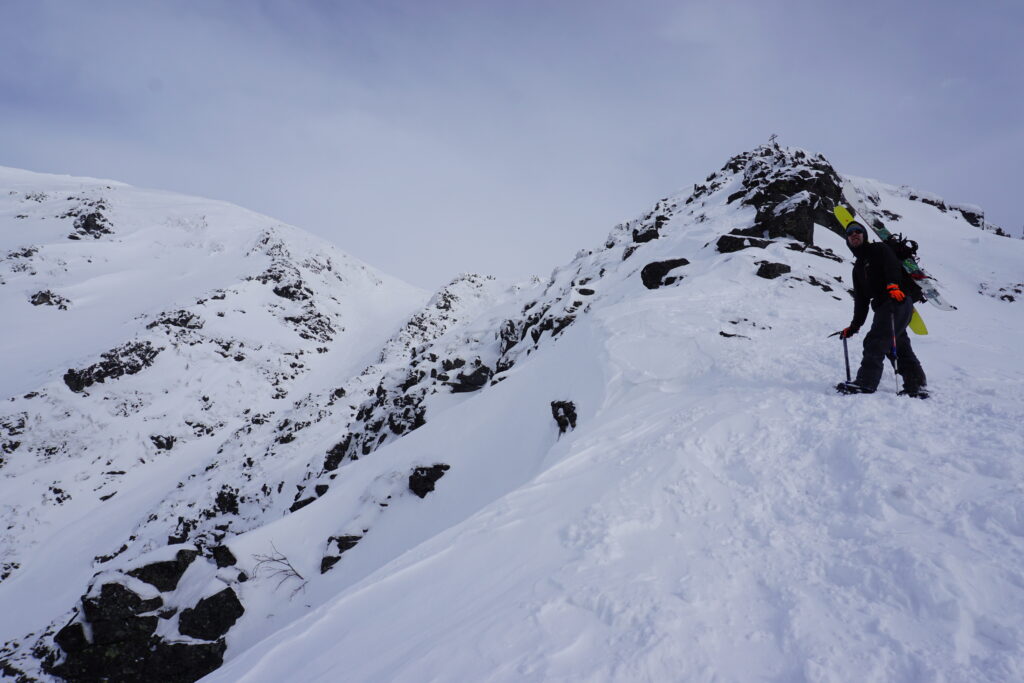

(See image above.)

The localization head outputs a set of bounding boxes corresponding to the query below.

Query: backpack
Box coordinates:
[884,233,919,261]
[883,233,926,303]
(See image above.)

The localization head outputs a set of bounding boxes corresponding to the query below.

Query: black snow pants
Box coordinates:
[854,298,926,392]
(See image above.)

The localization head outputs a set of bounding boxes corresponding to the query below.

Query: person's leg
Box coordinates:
[854,308,892,391]
[890,301,926,391]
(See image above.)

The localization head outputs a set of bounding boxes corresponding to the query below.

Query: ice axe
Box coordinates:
[827,330,852,383]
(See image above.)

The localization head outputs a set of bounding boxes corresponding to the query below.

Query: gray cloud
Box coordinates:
[2,0,1020,288]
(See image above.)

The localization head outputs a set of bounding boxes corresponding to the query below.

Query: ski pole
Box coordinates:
[889,310,900,391]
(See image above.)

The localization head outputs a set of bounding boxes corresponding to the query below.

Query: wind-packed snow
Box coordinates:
[2,148,1024,682]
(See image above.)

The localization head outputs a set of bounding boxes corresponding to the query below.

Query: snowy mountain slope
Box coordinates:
[0,167,430,674]
[3,146,1024,682]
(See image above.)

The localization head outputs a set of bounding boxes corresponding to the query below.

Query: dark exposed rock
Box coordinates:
[284,308,336,342]
[526,312,575,344]
[632,225,659,243]
[289,497,315,512]
[441,357,466,371]
[716,234,770,253]
[785,242,843,262]
[211,546,237,568]
[150,435,176,451]
[789,275,838,295]
[138,640,226,682]
[906,191,947,212]
[30,290,70,309]
[126,549,198,592]
[641,258,691,289]
[449,363,493,393]
[498,319,521,354]
[177,588,244,641]
[721,145,846,246]
[54,622,88,654]
[63,341,163,393]
[6,245,38,260]
[979,282,1023,302]
[321,535,362,573]
[1,414,26,461]
[48,636,226,683]
[68,211,113,240]
[168,516,198,545]
[409,464,450,498]
[213,486,240,516]
[551,401,577,434]
[323,436,352,471]
[958,206,983,228]
[330,535,361,553]
[81,583,163,646]
[147,310,204,330]
[755,262,791,279]
[1,561,20,581]
[272,282,311,301]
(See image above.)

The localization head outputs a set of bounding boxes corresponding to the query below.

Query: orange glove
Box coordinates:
[840,326,858,339]
[887,284,905,302]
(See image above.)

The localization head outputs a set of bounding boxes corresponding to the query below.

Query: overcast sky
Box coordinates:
[2,0,1021,289]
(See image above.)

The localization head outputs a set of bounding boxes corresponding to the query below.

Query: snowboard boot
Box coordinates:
[836,381,874,395]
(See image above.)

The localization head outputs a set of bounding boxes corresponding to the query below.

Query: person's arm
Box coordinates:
[848,294,869,334]
[845,267,869,336]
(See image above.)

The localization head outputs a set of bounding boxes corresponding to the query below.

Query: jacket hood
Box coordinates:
[845,221,870,257]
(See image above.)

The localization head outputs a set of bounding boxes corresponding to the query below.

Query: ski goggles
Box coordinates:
[844,223,867,236]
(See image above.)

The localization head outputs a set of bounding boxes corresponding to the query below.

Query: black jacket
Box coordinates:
[848,241,905,332]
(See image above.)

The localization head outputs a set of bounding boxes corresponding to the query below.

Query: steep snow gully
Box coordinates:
[2,145,1023,682]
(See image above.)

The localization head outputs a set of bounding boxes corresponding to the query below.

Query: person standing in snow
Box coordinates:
[836,221,928,397]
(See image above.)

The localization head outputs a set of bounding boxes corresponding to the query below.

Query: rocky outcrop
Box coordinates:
[321,535,361,574]
[65,202,113,240]
[45,580,228,683]
[448,361,494,393]
[641,259,690,289]
[211,545,238,568]
[147,310,204,330]
[409,464,451,498]
[725,145,845,246]
[178,588,245,641]
[63,341,163,393]
[30,290,70,309]
[551,401,577,435]
[126,548,198,592]
[756,261,791,279]
[0,413,26,464]
[716,232,770,253]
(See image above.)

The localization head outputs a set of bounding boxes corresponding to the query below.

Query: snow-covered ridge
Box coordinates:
[0,167,428,678]
[3,147,1024,682]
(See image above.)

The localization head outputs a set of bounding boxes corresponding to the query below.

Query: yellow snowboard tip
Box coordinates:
[909,307,928,335]
[833,206,856,229]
